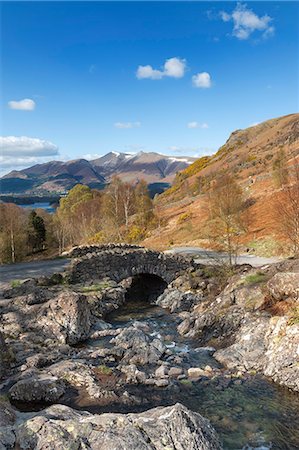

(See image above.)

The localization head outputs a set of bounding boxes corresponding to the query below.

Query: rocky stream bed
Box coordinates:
[0,247,299,449]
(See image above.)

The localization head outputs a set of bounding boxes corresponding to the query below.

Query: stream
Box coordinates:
[78,299,299,450]
[9,297,299,450]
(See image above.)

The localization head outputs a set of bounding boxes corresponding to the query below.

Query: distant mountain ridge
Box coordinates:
[0,151,196,194]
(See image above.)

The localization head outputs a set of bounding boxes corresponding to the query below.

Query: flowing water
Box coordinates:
[98,299,299,450]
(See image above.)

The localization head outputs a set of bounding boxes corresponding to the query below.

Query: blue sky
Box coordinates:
[1,1,298,174]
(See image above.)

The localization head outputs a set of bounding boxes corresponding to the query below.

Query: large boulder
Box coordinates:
[39,290,91,344]
[178,306,244,342]
[0,399,16,449]
[9,376,65,403]
[156,288,202,313]
[111,324,165,365]
[16,403,222,450]
[88,285,126,318]
[214,315,299,391]
[47,360,118,401]
[267,272,299,301]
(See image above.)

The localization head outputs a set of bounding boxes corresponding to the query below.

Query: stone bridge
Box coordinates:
[66,244,193,284]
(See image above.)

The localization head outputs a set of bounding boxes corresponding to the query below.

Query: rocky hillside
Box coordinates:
[144,113,299,254]
[0,151,195,194]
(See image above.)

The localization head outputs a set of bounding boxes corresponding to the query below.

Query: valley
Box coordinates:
[2,1,298,448]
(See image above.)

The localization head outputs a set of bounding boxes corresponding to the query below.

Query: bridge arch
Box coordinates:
[123,273,168,303]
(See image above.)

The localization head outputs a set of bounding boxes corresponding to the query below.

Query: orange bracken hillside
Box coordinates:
[143,113,299,255]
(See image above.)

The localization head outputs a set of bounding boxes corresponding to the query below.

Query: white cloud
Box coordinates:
[220,11,231,22]
[192,72,212,88]
[8,98,36,111]
[82,153,102,160]
[187,122,209,129]
[220,3,275,40]
[136,65,164,80]
[114,122,141,129]
[0,136,59,176]
[0,136,58,156]
[163,57,186,78]
[136,57,186,80]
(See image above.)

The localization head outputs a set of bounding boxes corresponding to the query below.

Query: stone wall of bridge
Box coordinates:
[67,246,193,284]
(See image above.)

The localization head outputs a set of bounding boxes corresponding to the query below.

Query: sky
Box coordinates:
[0,1,298,175]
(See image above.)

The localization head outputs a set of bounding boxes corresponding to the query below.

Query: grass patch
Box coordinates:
[80,281,111,293]
[243,272,266,285]
[10,279,21,288]
[247,238,282,257]
[179,379,192,386]
[97,364,113,375]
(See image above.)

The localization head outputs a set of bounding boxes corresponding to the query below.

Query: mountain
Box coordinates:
[92,151,195,183]
[143,113,299,253]
[0,152,196,194]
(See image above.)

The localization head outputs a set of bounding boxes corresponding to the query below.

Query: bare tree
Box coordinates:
[103,176,125,240]
[121,182,135,230]
[204,174,248,267]
[272,148,289,187]
[0,203,27,263]
[273,156,299,255]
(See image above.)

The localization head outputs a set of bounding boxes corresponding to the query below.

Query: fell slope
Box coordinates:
[144,113,299,254]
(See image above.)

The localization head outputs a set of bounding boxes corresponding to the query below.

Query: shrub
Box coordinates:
[177,212,192,224]
[126,225,146,243]
[287,307,299,326]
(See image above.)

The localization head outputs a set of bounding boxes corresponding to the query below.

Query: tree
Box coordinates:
[135,180,154,228]
[56,184,100,248]
[0,203,27,263]
[272,148,289,187]
[35,208,59,253]
[121,182,135,230]
[102,176,125,240]
[27,210,46,253]
[273,157,299,255]
[205,174,247,267]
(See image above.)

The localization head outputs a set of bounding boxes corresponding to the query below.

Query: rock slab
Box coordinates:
[16,403,222,450]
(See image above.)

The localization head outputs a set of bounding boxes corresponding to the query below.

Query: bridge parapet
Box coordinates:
[64,243,144,259]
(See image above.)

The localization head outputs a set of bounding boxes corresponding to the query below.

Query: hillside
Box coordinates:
[0,152,195,194]
[144,113,299,255]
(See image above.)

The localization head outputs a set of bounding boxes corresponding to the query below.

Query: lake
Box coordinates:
[19,202,56,213]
